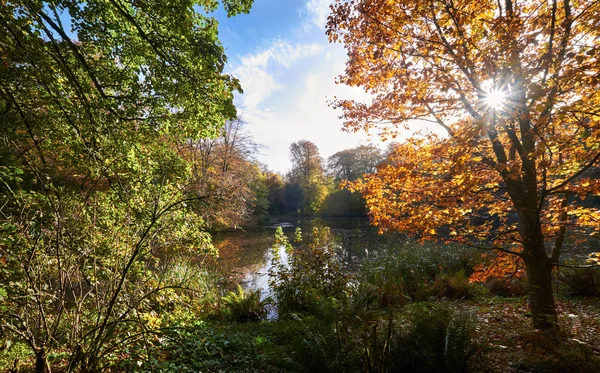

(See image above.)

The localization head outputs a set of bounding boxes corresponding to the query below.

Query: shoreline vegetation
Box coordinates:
[3,223,600,372]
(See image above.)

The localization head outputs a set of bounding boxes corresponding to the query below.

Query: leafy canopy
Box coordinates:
[1,0,251,181]
[328,0,600,258]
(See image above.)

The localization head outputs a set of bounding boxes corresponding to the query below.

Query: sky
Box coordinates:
[212,0,379,174]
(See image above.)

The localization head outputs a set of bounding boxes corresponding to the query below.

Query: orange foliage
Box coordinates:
[328,1,600,326]
[470,251,526,283]
[328,0,600,258]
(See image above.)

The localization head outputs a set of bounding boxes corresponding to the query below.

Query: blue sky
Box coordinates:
[212,0,380,173]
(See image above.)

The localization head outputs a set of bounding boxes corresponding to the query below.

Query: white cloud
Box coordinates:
[227,1,444,174]
[241,44,381,173]
[232,40,323,110]
[305,0,333,28]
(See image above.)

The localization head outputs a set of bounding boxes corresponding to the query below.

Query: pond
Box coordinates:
[211,217,401,297]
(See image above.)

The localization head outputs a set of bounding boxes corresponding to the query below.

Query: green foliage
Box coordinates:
[0,342,32,372]
[354,256,406,310]
[221,284,271,322]
[390,303,477,373]
[269,226,351,316]
[0,183,218,371]
[320,189,367,217]
[433,270,474,300]
[360,240,479,302]
[122,320,281,373]
[560,267,600,296]
[287,140,329,214]
[0,0,255,370]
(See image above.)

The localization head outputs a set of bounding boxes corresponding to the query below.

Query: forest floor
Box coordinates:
[2,296,599,372]
[469,296,600,372]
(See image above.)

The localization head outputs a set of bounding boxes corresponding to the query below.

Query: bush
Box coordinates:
[360,241,479,302]
[221,284,271,322]
[560,267,600,296]
[432,270,474,300]
[123,320,281,373]
[390,303,477,373]
[270,314,355,373]
[270,227,351,316]
[485,276,527,297]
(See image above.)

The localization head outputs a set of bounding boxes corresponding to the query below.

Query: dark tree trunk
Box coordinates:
[524,257,558,330]
[515,198,559,330]
[35,349,45,373]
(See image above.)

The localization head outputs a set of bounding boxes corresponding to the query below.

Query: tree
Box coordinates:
[323,145,383,216]
[264,171,286,215]
[182,117,264,229]
[0,0,252,370]
[288,140,328,213]
[328,0,600,330]
[328,144,383,182]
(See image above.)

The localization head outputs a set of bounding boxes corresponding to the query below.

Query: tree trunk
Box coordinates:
[35,348,45,373]
[524,258,558,330]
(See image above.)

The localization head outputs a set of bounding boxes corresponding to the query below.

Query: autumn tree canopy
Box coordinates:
[327,0,600,329]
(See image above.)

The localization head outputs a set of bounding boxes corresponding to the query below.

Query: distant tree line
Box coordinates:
[263,140,385,217]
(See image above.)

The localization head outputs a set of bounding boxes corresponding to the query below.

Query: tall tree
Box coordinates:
[323,145,383,216]
[288,140,328,213]
[328,144,383,182]
[328,0,600,330]
[0,0,252,370]
[182,117,263,228]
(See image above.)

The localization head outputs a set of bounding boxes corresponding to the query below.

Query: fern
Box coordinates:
[222,284,271,322]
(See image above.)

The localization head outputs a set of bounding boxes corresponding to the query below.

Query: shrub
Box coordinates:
[560,267,600,296]
[270,314,355,373]
[269,227,351,316]
[123,320,281,373]
[432,270,474,300]
[355,256,406,310]
[360,241,479,302]
[221,284,271,322]
[390,303,477,373]
[485,276,527,297]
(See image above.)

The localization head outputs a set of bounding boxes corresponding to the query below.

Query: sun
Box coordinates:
[484,89,507,110]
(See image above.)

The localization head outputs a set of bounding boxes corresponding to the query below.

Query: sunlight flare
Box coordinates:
[484,89,507,110]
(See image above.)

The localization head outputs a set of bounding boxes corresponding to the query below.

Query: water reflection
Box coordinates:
[211,217,397,295]
[239,244,288,298]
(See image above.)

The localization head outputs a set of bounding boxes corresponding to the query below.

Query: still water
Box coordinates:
[211,217,396,297]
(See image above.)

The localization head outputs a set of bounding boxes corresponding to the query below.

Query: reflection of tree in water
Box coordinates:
[212,231,275,284]
[212,218,405,293]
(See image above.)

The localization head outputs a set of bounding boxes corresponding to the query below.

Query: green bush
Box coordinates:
[432,270,474,300]
[270,227,351,316]
[222,284,271,322]
[360,241,479,302]
[0,341,31,372]
[390,303,477,373]
[123,320,281,373]
[270,314,356,373]
[560,267,600,296]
